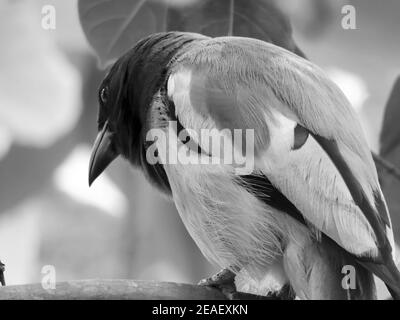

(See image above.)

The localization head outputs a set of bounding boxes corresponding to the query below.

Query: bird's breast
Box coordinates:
[149,125,308,276]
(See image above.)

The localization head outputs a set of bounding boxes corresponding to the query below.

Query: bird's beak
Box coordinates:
[88,120,118,186]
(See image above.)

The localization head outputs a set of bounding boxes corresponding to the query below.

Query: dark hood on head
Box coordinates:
[107,32,208,122]
[89,32,208,186]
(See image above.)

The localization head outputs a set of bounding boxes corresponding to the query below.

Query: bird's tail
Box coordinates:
[359,259,400,300]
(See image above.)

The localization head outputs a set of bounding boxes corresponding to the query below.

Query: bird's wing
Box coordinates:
[167,37,399,279]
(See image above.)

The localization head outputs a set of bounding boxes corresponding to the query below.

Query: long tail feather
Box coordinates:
[359,259,400,299]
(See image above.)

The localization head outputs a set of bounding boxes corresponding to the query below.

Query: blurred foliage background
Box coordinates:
[0,0,399,299]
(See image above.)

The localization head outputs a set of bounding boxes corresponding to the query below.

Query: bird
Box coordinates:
[88,31,400,300]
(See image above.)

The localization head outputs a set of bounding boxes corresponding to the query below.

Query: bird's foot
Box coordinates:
[266,284,296,300]
[198,268,239,300]
[0,261,5,286]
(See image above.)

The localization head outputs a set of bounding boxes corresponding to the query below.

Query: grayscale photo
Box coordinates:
[0,0,400,308]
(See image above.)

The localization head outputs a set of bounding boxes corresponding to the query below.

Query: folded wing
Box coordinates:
[167,36,400,296]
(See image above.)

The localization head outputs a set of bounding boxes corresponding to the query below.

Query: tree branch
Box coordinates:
[0,280,274,300]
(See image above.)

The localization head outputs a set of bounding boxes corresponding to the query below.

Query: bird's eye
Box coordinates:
[100,87,108,104]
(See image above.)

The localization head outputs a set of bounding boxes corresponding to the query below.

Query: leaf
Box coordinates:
[78,0,303,67]
[373,154,400,243]
[377,76,400,244]
[166,0,298,51]
[380,76,400,160]
[79,0,165,67]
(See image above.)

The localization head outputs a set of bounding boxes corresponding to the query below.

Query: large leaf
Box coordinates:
[166,0,299,51]
[380,76,400,160]
[78,0,302,67]
[78,0,167,67]
[375,155,400,244]
[378,76,400,244]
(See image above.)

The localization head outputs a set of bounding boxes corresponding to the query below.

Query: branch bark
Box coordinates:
[0,280,273,300]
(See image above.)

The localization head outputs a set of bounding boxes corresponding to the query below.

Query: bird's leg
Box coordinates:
[0,260,5,286]
[198,267,239,299]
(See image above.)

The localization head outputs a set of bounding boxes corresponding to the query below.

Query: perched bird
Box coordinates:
[89,32,400,299]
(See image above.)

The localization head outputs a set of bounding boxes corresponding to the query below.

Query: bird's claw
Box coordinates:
[199,268,295,300]
[198,268,236,286]
[198,268,239,299]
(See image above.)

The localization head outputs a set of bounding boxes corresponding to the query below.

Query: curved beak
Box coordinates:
[88,121,118,186]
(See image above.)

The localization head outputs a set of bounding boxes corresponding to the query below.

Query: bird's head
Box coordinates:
[88,32,202,186]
